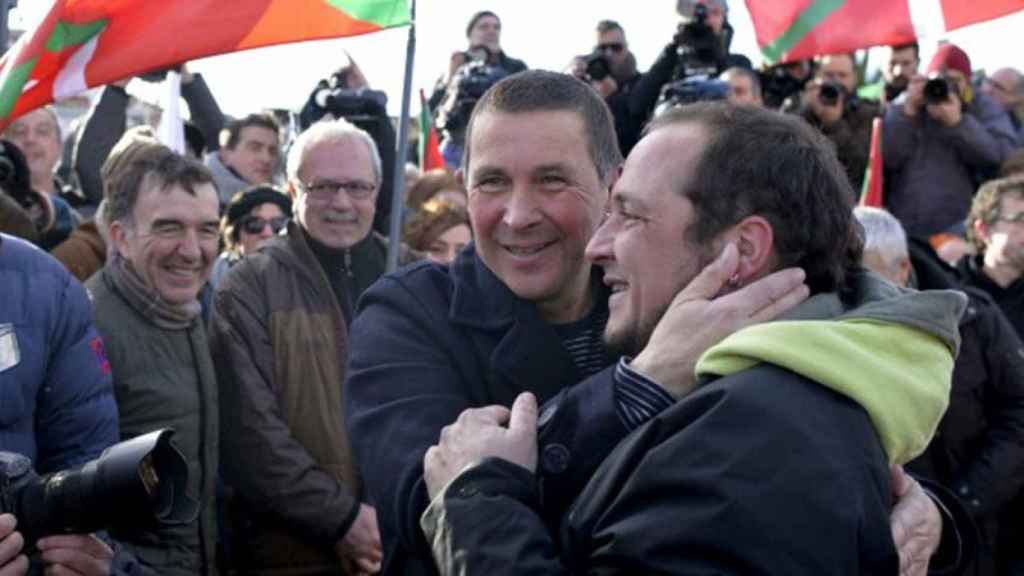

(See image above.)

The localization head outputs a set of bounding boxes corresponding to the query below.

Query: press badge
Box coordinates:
[0,324,20,374]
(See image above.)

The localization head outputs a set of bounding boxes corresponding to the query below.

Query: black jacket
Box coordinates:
[422,363,898,575]
[956,254,1024,340]
[343,246,626,575]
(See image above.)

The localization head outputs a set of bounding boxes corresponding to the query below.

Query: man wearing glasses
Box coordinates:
[981,68,1024,147]
[592,20,643,155]
[209,119,412,575]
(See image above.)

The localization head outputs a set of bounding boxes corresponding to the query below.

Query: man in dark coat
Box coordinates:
[419,103,966,575]
[345,71,954,576]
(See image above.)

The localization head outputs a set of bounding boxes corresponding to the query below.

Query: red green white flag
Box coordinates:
[747,0,1023,64]
[0,0,410,129]
[859,117,883,208]
[418,89,444,172]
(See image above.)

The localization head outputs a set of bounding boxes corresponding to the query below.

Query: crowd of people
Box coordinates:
[2,1,1024,575]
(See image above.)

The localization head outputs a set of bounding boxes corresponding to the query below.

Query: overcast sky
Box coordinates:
[12,1,1023,118]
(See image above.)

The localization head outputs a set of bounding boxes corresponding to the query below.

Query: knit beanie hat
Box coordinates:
[225,185,292,226]
[927,44,971,79]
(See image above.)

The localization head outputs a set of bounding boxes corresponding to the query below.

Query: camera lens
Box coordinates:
[818,83,840,106]
[924,77,950,104]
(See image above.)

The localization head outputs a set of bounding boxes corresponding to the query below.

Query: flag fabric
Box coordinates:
[747,0,1023,64]
[418,89,444,172]
[859,117,884,208]
[0,0,410,129]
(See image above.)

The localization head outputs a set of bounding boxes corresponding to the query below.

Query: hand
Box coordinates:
[335,504,382,575]
[446,51,468,82]
[890,466,941,576]
[902,75,926,118]
[926,90,962,127]
[629,243,809,399]
[0,515,27,576]
[804,81,843,126]
[591,76,619,99]
[36,533,113,576]
[424,393,539,500]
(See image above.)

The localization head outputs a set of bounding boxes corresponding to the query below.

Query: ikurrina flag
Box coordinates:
[418,89,444,172]
[747,0,1023,64]
[0,0,410,129]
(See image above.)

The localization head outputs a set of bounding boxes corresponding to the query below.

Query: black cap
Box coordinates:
[225,185,292,226]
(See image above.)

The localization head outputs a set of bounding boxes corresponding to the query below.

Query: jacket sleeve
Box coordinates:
[209,273,359,547]
[957,306,1024,516]
[883,104,919,172]
[628,44,677,122]
[72,86,128,206]
[33,273,119,473]
[934,113,1003,171]
[420,459,568,576]
[181,73,225,153]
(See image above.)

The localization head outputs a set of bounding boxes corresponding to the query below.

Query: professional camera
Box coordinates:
[924,75,954,105]
[0,429,196,546]
[438,60,508,135]
[673,3,724,78]
[584,52,611,83]
[818,81,844,107]
[654,77,729,116]
[300,67,389,130]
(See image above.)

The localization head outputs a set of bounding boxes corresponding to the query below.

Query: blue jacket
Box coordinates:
[343,245,625,576]
[0,234,119,473]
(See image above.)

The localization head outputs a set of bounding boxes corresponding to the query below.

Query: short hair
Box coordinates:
[596,20,623,35]
[891,42,920,60]
[723,66,762,98]
[102,140,215,225]
[463,70,622,184]
[966,175,1024,252]
[223,113,280,150]
[466,11,499,38]
[285,118,382,185]
[646,102,861,295]
[854,206,909,269]
[407,168,461,210]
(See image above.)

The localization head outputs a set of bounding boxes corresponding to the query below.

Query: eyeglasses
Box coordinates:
[596,42,625,53]
[240,215,288,235]
[997,211,1024,224]
[301,180,377,202]
[984,77,1013,95]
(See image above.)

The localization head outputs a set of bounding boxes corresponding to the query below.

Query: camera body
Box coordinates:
[655,76,729,116]
[924,75,954,105]
[313,86,388,119]
[818,81,844,107]
[673,4,723,78]
[0,429,196,546]
[438,61,508,135]
[584,52,611,83]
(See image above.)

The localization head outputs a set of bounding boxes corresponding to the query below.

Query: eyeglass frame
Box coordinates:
[238,215,289,235]
[595,42,625,54]
[297,179,379,203]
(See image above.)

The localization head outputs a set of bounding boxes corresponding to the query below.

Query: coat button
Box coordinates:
[542,443,570,474]
[457,485,479,499]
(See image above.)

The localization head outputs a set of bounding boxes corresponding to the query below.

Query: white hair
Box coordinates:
[854,206,908,268]
[285,117,382,185]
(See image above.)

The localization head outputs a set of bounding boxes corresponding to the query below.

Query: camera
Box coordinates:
[673,3,723,78]
[584,52,611,83]
[655,77,729,116]
[818,81,843,107]
[438,60,509,135]
[0,429,196,546]
[924,76,953,105]
[313,87,387,119]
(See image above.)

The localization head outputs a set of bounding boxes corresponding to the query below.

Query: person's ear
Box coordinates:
[731,215,775,285]
[108,220,131,260]
[974,219,992,246]
[897,257,912,287]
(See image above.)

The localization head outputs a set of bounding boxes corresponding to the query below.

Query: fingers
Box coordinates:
[0,554,27,576]
[890,464,911,498]
[723,266,807,323]
[0,520,23,568]
[0,516,16,540]
[37,535,113,559]
[37,534,113,576]
[457,405,510,426]
[679,242,739,302]
[508,393,538,434]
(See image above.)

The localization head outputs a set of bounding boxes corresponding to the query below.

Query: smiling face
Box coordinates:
[237,202,286,255]
[111,181,220,305]
[465,110,607,323]
[5,108,61,190]
[586,123,715,355]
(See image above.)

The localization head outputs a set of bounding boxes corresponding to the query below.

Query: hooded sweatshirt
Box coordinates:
[696,270,966,465]
[205,151,250,208]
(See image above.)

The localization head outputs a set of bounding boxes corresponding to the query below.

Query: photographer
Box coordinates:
[0,230,131,576]
[884,43,1018,238]
[796,53,880,191]
[859,43,920,107]
[630,0,751,125]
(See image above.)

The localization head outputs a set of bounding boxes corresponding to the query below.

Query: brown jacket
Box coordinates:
[209,221,411,575]
[52,220,106,282]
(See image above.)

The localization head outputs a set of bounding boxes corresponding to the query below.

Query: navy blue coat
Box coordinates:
[0,234,119,473]
[344,246,625,575]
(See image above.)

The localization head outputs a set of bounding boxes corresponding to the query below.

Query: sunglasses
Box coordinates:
[596,42,625,53]
[240,215,288,235]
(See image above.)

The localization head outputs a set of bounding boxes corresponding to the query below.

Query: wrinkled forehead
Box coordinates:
[8,108,60,135]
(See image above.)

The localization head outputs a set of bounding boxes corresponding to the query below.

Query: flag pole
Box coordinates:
[387,0,416,272]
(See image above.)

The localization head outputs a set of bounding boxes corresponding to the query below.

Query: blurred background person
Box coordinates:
[980,67,1024,147]
[209,185,291,289]
[722,65,763,106]
[859,43,921,107]
[206,113,281,207]
[402,197,470,264]
[406,168,466,213]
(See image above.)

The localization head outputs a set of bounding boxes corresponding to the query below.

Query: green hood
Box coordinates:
[695,270,967,465]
